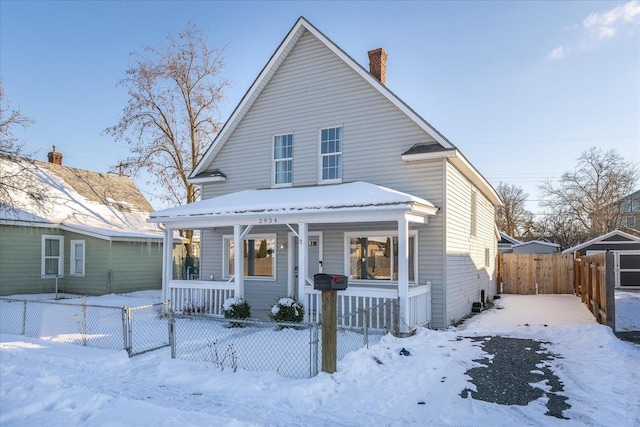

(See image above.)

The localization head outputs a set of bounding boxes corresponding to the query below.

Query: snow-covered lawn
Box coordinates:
[1,293,639,426]
[616,290,640,332]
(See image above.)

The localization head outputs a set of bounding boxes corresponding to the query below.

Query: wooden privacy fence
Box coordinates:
[497,254,575,295]
[574,252,615,329]
[498,252,615,329]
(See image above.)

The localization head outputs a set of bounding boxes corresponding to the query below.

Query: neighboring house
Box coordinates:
[498,232,521,253]
[0,148,183,296]
[511,240,560,254]
[563,229,640,289]
[149,17,502,330]
[589,189,640,231]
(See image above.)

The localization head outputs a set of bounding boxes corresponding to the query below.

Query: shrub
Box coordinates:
[223,297,251,320]
[269,297,304,323]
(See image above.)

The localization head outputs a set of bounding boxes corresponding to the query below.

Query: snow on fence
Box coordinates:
[0,298,169,357]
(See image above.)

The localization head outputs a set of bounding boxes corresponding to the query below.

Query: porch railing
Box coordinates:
[167,280,235,316]
[304,283,431,331]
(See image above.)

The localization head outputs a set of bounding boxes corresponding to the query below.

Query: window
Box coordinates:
[346,232,417,283]
[224,235,276,279]
[42,235,64,277]
[320,127,342,183]
[273,133,293,186]
[485,248,491,267]
[470,190,477,237]
[70,240,85,276]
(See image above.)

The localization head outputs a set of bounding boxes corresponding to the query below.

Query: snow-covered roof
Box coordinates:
[0,156,167,241]
[149,181,438,227]
[512,240,560,249]
[562,229,640,254]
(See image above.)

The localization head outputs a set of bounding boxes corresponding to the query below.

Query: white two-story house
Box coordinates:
[149,17,502,330]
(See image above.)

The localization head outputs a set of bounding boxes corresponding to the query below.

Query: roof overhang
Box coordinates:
[402,149,502,207]
[149,181,439,229]
[562,229,640,254]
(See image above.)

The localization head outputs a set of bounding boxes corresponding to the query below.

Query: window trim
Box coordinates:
[70,240,85,277]
[222,234,277,281]
[272,132,293,188]
[344,230,418,284]
[470,189,478,237]
[41,235,64,278]
[318,126,343,184]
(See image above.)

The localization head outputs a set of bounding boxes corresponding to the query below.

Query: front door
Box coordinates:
[290,232,323,297]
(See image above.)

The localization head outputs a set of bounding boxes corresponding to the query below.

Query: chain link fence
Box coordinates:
[0,297,169,356]
[169,299,400,378]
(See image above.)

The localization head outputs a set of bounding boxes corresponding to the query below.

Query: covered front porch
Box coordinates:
[149,182,438,332]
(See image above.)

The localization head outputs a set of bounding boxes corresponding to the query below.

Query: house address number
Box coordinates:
[258,217,278,224]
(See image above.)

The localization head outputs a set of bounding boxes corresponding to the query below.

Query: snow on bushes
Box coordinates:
[269,297,304,323]
[223,297,251,319]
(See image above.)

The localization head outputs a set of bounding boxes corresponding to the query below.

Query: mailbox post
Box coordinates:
[314,274,348,373]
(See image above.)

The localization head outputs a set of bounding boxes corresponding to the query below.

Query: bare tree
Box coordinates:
[0,79,45,213]
[532,206,589,250]
[495,182,533,239]
[105,22,228,205]
[105,22,229,254]
[539,147,638,240]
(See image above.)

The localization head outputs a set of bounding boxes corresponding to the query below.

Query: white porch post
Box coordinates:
[233,224,245,298]
[398,217,410,333]
[162,227,173,304]
[297,223,308,308]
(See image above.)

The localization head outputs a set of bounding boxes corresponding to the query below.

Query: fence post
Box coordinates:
[169,314,176,359]
[605,251,616,330]
[21,300,27,336]
[122,307,131,356]
[309,323,319,377]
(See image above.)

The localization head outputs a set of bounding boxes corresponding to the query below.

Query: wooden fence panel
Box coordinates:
[499,254,575,295]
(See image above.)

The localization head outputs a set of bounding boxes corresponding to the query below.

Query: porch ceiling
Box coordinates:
[148,181,439,228]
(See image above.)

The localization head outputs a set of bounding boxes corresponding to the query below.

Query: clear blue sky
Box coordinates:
[1,0,638,213]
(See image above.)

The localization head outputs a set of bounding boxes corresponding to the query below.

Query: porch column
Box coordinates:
[233,225,245,298]
[297,223,308,308]
[162,227,173,304]
[398,217,410,333]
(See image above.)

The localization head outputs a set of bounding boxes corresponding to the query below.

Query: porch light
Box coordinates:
[279,242,287,250]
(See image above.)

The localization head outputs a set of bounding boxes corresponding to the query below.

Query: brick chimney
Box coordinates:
[47,145,62,165]
[368,48,388,84]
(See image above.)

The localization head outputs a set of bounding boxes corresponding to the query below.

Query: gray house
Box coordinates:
[511,240,560,254]
[149,17,502,330]
[0,148,183,296]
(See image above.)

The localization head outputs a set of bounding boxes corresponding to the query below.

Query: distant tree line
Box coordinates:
[496,147,638,249]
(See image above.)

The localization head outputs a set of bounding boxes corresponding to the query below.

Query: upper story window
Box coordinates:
[70,240,85,276]
[470,190,478,237]
[320,127,342,183]
[273,133,293,186]
[42,235,64,278]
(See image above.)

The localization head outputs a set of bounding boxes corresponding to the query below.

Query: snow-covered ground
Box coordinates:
[1,293,639,426]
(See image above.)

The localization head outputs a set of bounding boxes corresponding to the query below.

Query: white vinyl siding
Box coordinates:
[445,162,497,325]
[41,235,64,277]
[70,240,85,276]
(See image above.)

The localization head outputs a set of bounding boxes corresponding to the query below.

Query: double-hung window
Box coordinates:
[320,127,342,183]
[70,240,85,276]
[224,235,276,280]
[273,133,293,186]
[42,235,64,277]
[346,231,417,283]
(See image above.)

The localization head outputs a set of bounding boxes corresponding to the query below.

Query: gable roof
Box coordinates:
[499,232,521,245]
[562,229,640,254]
[512,240,560,249]
[191,17,500,207]
[0,156,164,241]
